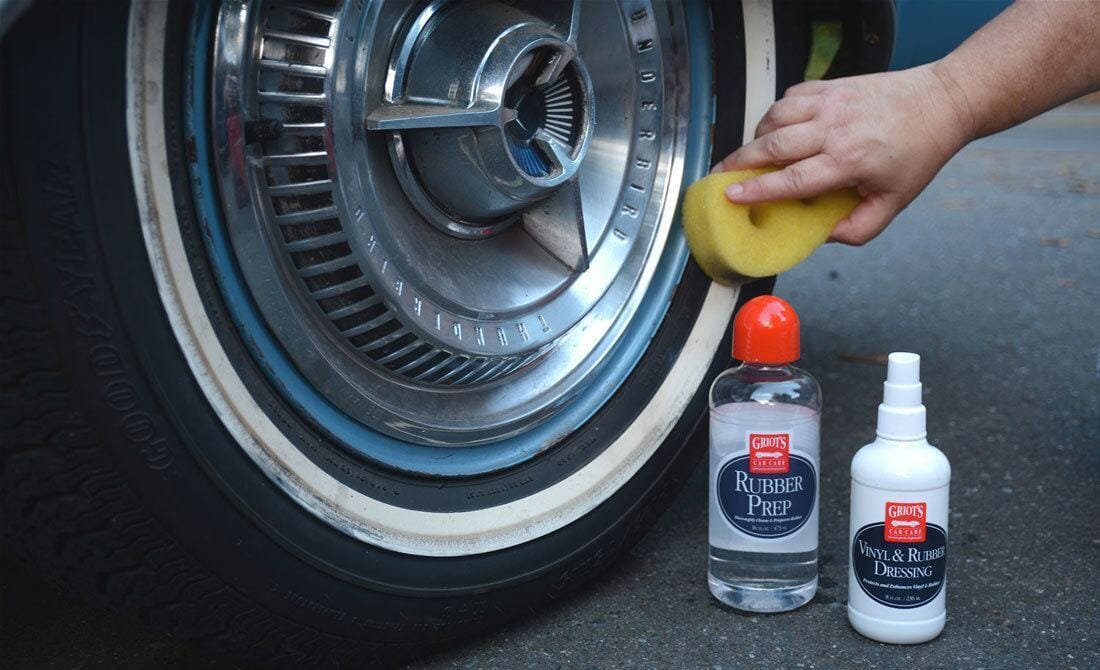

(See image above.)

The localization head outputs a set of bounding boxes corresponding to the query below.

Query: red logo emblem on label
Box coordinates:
[748,433,790,474]
[884,501,927,543]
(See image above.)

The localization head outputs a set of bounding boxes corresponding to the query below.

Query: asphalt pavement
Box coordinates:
[2,104,1097,670]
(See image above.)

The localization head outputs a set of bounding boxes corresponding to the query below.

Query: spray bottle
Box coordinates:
[848,352,951,643]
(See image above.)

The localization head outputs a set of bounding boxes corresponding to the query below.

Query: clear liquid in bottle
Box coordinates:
[707,296,821,613]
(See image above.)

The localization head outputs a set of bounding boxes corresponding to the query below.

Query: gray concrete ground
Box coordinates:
[2,104,1097,669]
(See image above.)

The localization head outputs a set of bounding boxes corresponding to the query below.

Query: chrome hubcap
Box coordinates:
[368,0,594,263]
[212,0,691,445]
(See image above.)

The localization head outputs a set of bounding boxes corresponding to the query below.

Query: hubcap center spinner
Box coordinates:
[367,1,594,243]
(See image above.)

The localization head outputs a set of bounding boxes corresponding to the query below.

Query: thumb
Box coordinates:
[828,196,899,246]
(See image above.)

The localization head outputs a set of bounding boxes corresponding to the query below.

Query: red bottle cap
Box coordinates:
[732,295,800,364]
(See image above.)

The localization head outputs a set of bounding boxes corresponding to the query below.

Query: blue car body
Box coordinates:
[890,0,1011,70]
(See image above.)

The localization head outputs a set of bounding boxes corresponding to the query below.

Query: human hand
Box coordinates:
[711,64,974,245]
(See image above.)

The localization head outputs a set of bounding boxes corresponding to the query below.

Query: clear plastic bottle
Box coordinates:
[708,296,821,613]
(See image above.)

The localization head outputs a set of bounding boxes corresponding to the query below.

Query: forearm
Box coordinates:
[712,0,1100,245]
[932,0,1100,141]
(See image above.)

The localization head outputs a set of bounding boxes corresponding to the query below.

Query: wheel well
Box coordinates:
[773,0,896,90]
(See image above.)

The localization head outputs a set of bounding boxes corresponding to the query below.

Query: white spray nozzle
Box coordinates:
[886,352,920,385]
[883,352,922,407]
[877,352,927,440]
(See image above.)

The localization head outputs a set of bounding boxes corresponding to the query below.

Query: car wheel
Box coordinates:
[1,0,777,664]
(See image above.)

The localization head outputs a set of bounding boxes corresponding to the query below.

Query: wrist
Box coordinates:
[926,59,981,149]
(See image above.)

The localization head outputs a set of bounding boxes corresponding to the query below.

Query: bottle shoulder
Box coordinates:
[710,363,821,411]
[851,438,951,491]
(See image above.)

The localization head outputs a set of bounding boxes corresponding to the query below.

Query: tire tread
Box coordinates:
[0,211,398,666]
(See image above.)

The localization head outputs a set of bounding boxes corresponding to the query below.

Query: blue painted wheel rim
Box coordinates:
[183,0,714,477]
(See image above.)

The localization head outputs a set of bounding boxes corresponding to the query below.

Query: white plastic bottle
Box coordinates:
[709,296,821,613]
[848,352,950,644]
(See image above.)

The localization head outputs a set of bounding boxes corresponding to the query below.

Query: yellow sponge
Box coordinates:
[682,168,860,284]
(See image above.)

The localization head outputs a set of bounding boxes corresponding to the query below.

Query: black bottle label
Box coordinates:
[715,454,816,538]
[851,522,947,609]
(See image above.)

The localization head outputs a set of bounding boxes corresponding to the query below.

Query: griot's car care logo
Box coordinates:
[748,432,790,474]
[884,501,927,543]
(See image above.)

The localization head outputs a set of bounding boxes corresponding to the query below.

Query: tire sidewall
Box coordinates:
[4,0,765,646]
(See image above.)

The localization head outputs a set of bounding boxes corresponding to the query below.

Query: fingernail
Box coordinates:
[725,183,744,198]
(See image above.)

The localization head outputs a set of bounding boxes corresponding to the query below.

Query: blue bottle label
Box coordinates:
[851,522,947,609]
[715,454,817,539]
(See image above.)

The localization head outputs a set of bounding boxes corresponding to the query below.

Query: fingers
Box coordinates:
[755,95,821,137]
[714,122,823,172]
[710,93,824,174]
[725,154,843,203]
[828,196,898,246]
